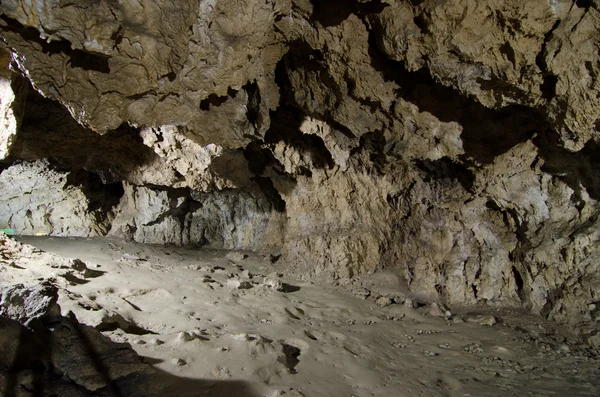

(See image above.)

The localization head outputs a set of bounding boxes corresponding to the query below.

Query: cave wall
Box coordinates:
[1,0,600,339]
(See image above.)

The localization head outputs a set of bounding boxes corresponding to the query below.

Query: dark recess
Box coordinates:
[499,42,516,66]
[142,187,201,229]
[244,81,262,127]
[264,105,334,174]
[575,0,593,9]
[309,0,388,27]
[278,343,301,374]
[164,71,177,82]
[534,131,600,201]
[66,170,125,213]
[512,266,526,303]
[243,141,295,205]
[412,14,428,32]
[415,158,475,192]
[253,176,286,212]
[244,141,279,176]
[535,20,561,101]
[199,87,238,110]
[350,130,388,175]
[10,84,160,183]
[0,15,110,73]
[95,320,158,336]
[540,288,563,318]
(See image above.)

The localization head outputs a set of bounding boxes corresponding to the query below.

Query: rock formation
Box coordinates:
[1,0,600,341]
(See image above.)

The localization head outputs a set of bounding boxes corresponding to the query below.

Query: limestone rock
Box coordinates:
[0,282,60,326]
[263,272,284,291]
[466,315,497,327]
[375,296,393,308]
[0,160,112,237]
[1,0,600,341]
[0,0,288,142]
[373,0,558,109]
[543,6,600,150]
[0,48,26,160]
[109,183,285,250]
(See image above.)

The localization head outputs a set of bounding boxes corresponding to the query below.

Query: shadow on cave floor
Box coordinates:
[134,370,262,397]
[2,313,262,397]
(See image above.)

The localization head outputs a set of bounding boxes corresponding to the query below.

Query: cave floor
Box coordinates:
[3,236,599,397]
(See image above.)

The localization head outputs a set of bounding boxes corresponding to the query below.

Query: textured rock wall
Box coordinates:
[110,183,285,250]
[1,0,600,339]
[0,48,26,160]
[0,160,114,237]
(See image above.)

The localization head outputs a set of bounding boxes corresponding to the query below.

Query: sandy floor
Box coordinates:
[2,235,599,397]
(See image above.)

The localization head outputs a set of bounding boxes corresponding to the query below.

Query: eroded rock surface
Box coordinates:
[1,0,600,340]
[0,48,26,160]
[0,160,114,237]
[110,183,285,250]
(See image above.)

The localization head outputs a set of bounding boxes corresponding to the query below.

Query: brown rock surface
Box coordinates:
[1,0,600,341]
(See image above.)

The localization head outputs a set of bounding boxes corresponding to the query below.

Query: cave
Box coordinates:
[1,0,600,396]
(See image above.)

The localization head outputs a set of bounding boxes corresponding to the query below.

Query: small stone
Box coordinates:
[587,334,600,348]
[177,331,195,342]
[149,338,164,346]
[225,252,247,262]
[226,279,241,289]
[462,343,484,354]
[263,272,284,291]
[211,365,231,379]
[171,357,186,366]
[70,258,87,272]
[120,253,141,261]
[353,288,371,299]
[428,303,445,317]
[272,389,305,397]
[133,339,146,345]
[376,296,393,307]
[238,281,252,289]
[187,264,201,270]
[467,314,497,326]
[391,295,405,305]
[404,298,416,308]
